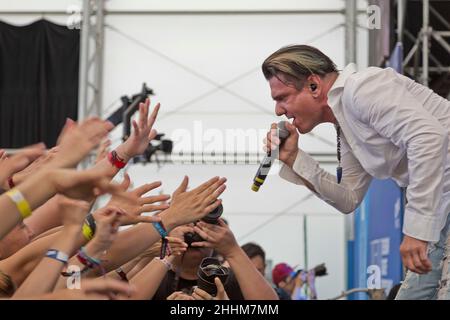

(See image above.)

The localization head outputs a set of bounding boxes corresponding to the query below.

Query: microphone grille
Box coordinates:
[277,121,290,140]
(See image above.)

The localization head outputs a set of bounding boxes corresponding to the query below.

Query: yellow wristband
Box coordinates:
[6,189,32,219]
[82,222,94,241]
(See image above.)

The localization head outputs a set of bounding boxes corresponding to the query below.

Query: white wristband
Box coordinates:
[46,249,69,264]
[155,257,173,271]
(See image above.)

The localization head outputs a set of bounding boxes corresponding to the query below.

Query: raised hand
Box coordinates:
[48,168,125,201]
[45,278,135,300]
[52,117,114,168]
[191,219,239,258]
[89,206,124,253]
[138,232,188,260]
[0,149,6,161]
[58,196,91,229]
[0,144,46,187]
[95,139,111,164]
[118,98,160,160]
[161,176,227,229]
[192,278,229,300]
[105,174,170,226]
[164,236,188,257]
[169,224,195,240]
[166,291,195,300]
[11,147,59,186]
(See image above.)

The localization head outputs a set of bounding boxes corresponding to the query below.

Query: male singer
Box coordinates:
[262,45,450,300]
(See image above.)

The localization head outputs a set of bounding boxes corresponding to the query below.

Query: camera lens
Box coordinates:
[201,203,223,225]
[184,204,224,246]
[184,232,203,247]
[197,257,229,296]
[161,140,173,153]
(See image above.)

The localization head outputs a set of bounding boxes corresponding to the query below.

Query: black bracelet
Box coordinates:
[115,268,129,282]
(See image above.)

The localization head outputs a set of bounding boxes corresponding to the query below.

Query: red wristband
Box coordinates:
[108,151,127,169]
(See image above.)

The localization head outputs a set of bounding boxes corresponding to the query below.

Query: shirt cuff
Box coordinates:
[279,149,319,186]
[403,210,440,243]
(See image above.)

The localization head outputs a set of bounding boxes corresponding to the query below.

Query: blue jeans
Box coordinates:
[396,213,450,300]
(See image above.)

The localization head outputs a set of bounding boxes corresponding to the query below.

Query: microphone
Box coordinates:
[251,121,290,192]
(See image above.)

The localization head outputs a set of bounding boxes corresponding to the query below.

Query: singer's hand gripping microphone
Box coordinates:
[251,121,290,192]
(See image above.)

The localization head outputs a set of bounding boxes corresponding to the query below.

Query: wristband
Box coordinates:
[107,150,127,169]
[6,188,32,219]
[82,214,96,241]
[78,246,102,266]
[152,221,168,238]
[152,221,172,259]
[77,246,105,276]
[155,257,173,271]
[115,267,129,282]
[46,249,69,264]
[82,223,94,241]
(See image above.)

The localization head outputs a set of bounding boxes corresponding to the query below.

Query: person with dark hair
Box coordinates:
[272,262,317,300]
[272,263,295,300]
[263,44,450,300]
[241,242,266,276]
[150,224,243,300]
[190,220,278,300]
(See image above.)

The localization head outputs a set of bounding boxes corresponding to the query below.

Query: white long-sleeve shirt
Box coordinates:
[279,63,450,242]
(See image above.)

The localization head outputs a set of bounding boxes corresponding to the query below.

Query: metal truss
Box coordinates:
[78,0,105,120]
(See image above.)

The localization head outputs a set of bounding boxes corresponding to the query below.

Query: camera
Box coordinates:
[197,257,229,296]
[312,263,327,277]
[292,263,328,279]
[133,133,173,164]
[184,203,223,247]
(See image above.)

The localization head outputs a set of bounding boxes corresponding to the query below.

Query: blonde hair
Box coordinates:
[262,45,337,89]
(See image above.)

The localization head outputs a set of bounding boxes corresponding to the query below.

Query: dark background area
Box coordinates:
[0,19,79,148]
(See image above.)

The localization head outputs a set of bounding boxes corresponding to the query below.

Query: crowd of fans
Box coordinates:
[0,98,315,300]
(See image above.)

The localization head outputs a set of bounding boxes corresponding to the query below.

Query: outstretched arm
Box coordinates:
[193,219,278,300]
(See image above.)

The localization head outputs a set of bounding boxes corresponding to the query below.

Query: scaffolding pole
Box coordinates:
[422,0,430,86]
[345,0,357,64]
[78,0,105,120]
[400,0,450,88]
[397,0,406,44]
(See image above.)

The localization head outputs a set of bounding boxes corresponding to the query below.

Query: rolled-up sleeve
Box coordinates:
[279,147,372,214]
[347,68,448,242]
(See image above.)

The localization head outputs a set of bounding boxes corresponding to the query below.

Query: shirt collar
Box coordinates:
[328,63,358,94]
[327,63,358,114]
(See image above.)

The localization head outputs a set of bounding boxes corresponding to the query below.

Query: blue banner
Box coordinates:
[350,179,403,300]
